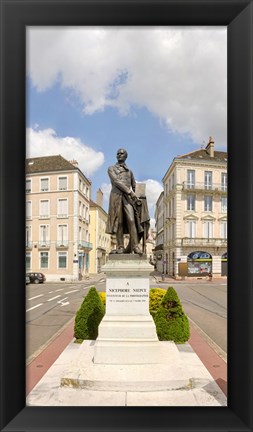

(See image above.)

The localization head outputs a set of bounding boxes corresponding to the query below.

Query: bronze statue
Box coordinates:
[106,148,150,254]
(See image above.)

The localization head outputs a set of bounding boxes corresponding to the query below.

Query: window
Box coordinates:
[79,227,82,243]
[26,179,31,193]
[187,170,195,188]
[26,201,32,219]
[40,200,49,218]
[204,221,213,238]
[220,221,227,239]
[204,196,213,212]
[187,194,196,211]
[26,252,31,270]
[85,207,88,220]
[58,224,68,246]
[82,204,85,218]
[79,179,82,191]
[58,252,67,269]
[26,226,32,247]
[204,171,213,190]
[221,173,227,191]
[171,173,175,189]
[171,223,175,240]
[86,186,89,198]
[59,176,67,191]
[40,225,49,245]
[221,197,227,213]
[40,178,49,192]
[57,199,68,217]
[172,197,175,216]
[186,220,196,238]
[40,252,49,268]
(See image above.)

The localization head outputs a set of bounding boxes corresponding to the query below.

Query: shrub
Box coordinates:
[154,287,190,343]
[149,288,166,317]
[99,291,106,306]
[74,287,105,341]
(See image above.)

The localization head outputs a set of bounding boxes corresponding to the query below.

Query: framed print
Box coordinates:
[0,0,252,431]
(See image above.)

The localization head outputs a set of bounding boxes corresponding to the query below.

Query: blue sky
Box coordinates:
[26,27,227,225]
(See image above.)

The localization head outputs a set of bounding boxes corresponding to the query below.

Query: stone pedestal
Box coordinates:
[93,255,162,364]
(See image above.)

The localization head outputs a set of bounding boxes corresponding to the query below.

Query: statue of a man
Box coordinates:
[105,148,147,254]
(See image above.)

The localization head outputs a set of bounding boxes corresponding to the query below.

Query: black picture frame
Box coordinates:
[0,0,252,431]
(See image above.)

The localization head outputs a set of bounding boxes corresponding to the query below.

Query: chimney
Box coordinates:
[69,159,78,167]
[205,136,214,157]
[96,189,103,207]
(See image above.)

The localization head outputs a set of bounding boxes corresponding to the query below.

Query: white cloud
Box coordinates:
[27,27,227,147]
[139,179,163,218]
[26,127,104,177]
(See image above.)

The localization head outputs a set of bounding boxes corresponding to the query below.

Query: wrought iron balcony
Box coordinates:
[78,240,93,251]
[182,182,227,194]
[38,241,51,249]
[56,240,69,248]
[181,237,227,247]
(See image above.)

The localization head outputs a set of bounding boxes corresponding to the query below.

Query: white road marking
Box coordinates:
[26,303,43,312]
[28,294,44,301]
[49,288,64,293]
[58,297,68,303]
[57,297,70,307]
[64,289,78,294]
[47,295,61,302]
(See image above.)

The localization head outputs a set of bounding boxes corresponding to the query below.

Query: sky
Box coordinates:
[26,27,227,227]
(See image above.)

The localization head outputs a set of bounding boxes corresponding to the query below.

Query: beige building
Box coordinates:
[26,155,93,282]
[154,191,164,273]
[162,138,227,278]
[89,189,111,274]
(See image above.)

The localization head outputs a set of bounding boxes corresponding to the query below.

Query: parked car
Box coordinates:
[26,274,30,284]
[26,272,46,284]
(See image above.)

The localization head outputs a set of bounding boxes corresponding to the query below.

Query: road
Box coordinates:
[26,277,227,362]
[152,281,227,356]
[26,278,105,361]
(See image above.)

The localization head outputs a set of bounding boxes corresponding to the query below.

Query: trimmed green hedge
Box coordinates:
[149,288,166,317]
[154,287,190,343]
[74,287,105,341]
[79,286,189,344]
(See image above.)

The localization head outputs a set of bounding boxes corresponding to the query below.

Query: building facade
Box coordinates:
[89,189,111,274]
[162,138,227,278]
[26,155,93,282]
[154,191,164,273]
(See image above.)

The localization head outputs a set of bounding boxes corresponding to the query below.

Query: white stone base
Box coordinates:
[93,255,160,364]
[94,314,161,364]
[61,340,190,391]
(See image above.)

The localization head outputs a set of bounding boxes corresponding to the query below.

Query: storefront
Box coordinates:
[187,251,212,276]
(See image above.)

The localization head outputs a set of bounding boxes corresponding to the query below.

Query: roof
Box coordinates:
[26,155,77,173]
[26,155,91,184]
[176,149,227,163]
[89,199,108,216]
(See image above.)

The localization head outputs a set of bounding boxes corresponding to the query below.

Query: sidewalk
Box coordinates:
[150,270,227,284]
[26,317,227,400]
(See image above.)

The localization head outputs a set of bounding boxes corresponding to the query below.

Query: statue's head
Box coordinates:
[116,148,128,163]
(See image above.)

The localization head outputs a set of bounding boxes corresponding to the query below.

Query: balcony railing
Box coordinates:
[56,240,69,248]
[182,237,227,247]
[182,182,227,193]
[38,241,51,248]
[78,241,93,251]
